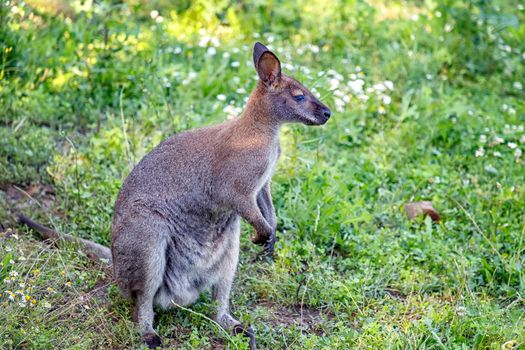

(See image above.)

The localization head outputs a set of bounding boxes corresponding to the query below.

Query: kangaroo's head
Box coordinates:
[252,42,331,126]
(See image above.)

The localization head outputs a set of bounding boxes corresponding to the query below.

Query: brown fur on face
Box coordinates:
[252,42,331,126]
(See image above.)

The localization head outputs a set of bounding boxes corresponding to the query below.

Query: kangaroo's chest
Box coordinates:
[255,143,280,192]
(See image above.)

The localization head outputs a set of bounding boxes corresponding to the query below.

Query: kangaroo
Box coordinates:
[18,42,331,349]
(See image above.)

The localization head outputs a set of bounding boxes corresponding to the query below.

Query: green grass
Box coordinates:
[1,0,524,349]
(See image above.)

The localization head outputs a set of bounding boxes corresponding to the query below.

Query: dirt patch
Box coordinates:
[6,182,55,204]
[253,301,334,336]
[3,183,56,214]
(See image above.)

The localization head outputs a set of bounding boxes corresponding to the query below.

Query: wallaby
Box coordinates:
[18,42,331,349]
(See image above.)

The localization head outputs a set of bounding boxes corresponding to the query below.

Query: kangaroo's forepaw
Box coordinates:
[141,333,162,349]
[233,324,257,350]
[250,231,268,245]
[252,233,275,262]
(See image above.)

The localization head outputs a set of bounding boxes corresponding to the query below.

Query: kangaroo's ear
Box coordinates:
[253,42,281,87]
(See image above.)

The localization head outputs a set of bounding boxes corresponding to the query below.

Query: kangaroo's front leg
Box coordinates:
[233,194,273,246]
[255,181,276,255]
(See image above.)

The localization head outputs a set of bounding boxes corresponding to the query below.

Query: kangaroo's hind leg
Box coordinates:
[113,217,168,349]
[211,217,257,350]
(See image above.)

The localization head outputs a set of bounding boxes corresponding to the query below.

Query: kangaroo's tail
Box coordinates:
[18,214,112,264]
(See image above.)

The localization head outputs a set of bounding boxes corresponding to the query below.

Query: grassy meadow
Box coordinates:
[1,0,525,348]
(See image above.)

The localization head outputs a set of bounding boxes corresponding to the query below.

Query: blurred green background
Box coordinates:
[0,0,524,349]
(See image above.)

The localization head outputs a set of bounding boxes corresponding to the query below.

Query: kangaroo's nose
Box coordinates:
[323,108,332,119]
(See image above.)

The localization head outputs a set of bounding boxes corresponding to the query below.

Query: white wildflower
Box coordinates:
[493,151,502,157]
[513,82,523,91]
[373,83,386,92]
[150,10,159,19]
[493,136,504,145]
[223,104,242,120]
[456,306,466,316]
[475,147,485,157]
[382,95,392,105]
[329,78,340,91]
[236,87,246,94]
[334,97,345,113]
[508,142,517,149]
[198,36,209,48]
[206,47,216,56]
[231,61,240,68]
[216,94,226,101]
[515,148,522,158]
[155,16,164,23]
[282,62,295,71]
[479,134,487,143]
[348,79,365,94]
[384,80,394,90]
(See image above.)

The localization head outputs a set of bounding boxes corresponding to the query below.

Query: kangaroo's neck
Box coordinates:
[238,84,281,138]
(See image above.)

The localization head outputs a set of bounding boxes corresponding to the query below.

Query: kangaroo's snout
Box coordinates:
[319,106,332,124]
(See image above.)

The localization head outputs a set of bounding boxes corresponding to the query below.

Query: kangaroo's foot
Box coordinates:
[233,324,257,350]
[141,333,162,349]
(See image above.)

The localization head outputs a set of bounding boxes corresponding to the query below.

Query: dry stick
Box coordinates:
[170,300,239,350]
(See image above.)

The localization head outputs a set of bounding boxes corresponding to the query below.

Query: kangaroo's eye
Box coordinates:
[294,94,305,102]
